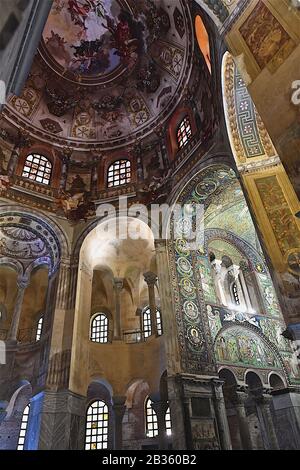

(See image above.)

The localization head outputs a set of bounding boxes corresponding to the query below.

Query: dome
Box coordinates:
[4,0,193,150]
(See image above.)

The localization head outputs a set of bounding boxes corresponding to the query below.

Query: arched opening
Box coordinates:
[90,313,109,343]
[269,373,285,391]
[35,315,43,342]
[85,400,109,450]
[176,116,192,150]
[195,15,211,73]
[70,216,166,446]
[17,403,30,450]
[85,379,113,450]
[107,159,131,188]
[22,153,52,185]
[145,397,158,438]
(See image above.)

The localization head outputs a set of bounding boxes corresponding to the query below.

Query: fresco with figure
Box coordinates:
[44,0,146,77]
[169,165,300,384]
[7,0,193,147]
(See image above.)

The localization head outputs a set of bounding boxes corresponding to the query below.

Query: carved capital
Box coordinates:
[144,271,158,287]
[113,278,123,291]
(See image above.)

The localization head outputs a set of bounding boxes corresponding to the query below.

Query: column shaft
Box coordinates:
[112,396,126,450]
[144,272,158,336]
[113,278,123,340]
[234,391,252,450]
[7,277,28,341]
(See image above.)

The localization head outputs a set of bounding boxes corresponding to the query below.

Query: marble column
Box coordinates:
[7,276,29,342]
[143,271,158,337]
[254,393,279,450]
[112,396,126,450]
[211,379,232,450]
[260,394,279,450]
[151,400,169,450]
[113,278,123,340]
[233,389,253,450]
[42,272,59,339]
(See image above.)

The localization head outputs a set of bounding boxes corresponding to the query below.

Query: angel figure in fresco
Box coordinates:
[68,0,107,33]
[102,13,139,65]
[68,0,90,28]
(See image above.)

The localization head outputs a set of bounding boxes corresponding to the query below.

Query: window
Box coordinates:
[156,309,162,336]
[17,404,30,450]
[143,307,162,338]
[177,116,192,149]
[22,153,52,185]
[85,400,109,450]
[107,159,131,188]
[143,307,152,339]
[35,316,43,342]
[145,398,158,438]
[165,406,172,436]
[232,282,240,306]
[90,314,109,343]
[195,15,211,73]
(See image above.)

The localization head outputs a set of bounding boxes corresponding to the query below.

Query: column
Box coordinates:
[211,379,232,450]
[113,278,123,340]
[41,272,59,339]
[45,259,78,390]
[151,400,169,450]
[233,389,253,450]
[112,396,126,450]
[260,394,279,450]
[143,272,158,337]
[254,393,279,450]
[7,276,29,342]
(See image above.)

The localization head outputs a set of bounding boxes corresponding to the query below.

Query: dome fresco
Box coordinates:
[43,0,150,80]
[5,0,193,149]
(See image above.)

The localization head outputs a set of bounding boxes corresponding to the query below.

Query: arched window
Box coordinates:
[145,398,158,438]
[22,153,52,185]
[17,404,30,450]
[35,316,43,342]
[143,307,152,339]
[90,313,109,343]
[85,400,109,450]
[177,116,192,149]
[142,307,163,338]
[232,282,240,306]
[156,309,162,336]
[107,159,131,188]
[195,15,211,73]
[165,406,172,436]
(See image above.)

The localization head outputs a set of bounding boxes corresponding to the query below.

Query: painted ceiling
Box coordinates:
[5,0,193,150]
[43,0,145,79]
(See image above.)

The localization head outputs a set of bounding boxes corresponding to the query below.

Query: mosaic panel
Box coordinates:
[215,325,281,369]
[240,1,296,72]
